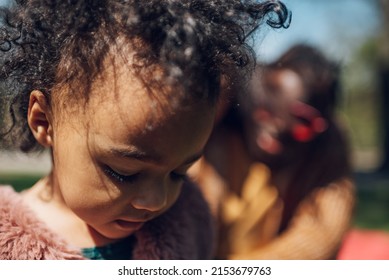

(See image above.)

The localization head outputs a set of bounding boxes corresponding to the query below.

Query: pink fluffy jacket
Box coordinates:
[0,182,214,260]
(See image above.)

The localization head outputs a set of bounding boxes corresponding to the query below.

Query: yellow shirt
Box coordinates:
[192,159,355,259]
[218,163,281,257]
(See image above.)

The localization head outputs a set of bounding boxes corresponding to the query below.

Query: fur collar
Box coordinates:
[0,181,214,259]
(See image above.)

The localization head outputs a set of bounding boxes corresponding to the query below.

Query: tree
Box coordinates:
[377,0,389,172]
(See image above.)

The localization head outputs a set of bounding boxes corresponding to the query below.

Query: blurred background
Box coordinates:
[0,0,389,232]
[252,0,389,232]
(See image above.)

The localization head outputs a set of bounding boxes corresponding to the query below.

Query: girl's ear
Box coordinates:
[27,90,53,147]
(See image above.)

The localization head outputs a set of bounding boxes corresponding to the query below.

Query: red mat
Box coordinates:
[337,229,389,260]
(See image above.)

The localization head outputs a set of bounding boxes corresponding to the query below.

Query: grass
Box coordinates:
[0,173,43,192]
[1,172,389,232]
[353,188,389,231]
[352,172,389,231]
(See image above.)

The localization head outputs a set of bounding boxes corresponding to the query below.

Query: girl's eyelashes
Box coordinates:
[103,165,187,184]
[104,166,139,184]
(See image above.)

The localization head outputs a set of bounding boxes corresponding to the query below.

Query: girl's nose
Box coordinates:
[130,181,168,212]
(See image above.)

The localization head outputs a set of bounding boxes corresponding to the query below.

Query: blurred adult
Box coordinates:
[190,44,355,259]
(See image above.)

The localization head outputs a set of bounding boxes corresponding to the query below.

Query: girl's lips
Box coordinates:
[115,220,144,231]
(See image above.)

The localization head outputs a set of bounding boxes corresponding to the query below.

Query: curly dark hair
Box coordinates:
[0,0,290,152]
[266,44,340,119]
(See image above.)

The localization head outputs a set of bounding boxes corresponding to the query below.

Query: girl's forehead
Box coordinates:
[52,43,215,126]
[85,77,215,147]
[53,68,215,152]
[85,62,208,119]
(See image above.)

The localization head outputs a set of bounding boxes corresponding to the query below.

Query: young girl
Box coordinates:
[0,0,290,259]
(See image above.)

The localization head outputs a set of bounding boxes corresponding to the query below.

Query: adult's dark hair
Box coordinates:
[265,45,351,231]
[267,44,340,118]
[0,0,291,152]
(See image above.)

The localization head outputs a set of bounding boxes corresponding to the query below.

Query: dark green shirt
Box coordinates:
[81,235,136,260]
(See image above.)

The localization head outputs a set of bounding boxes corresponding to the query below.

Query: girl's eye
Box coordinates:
[104,166,139,184]
[170,171,187,182]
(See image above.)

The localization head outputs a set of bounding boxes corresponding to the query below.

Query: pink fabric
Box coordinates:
[0,182,214,260]
[337,229,389,260]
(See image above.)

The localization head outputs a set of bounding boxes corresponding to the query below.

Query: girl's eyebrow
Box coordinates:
[109,148,161,163]
[108,147,203,165]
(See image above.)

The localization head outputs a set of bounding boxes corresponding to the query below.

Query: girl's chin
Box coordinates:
[114,220,145,232]
[86,222,143,245]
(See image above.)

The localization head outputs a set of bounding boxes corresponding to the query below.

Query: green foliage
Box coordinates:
[0,173,42,192]
[341,36,383,169]
[353,180,389,231]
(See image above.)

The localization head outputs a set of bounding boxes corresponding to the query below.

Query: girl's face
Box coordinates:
[49,61,216,242]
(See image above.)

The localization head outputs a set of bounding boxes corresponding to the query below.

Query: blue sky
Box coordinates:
[254,0,382,63]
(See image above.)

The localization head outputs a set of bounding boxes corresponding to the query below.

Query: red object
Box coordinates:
[289,101,328,143]
[337,229,389,260]
[291,124,314,142]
